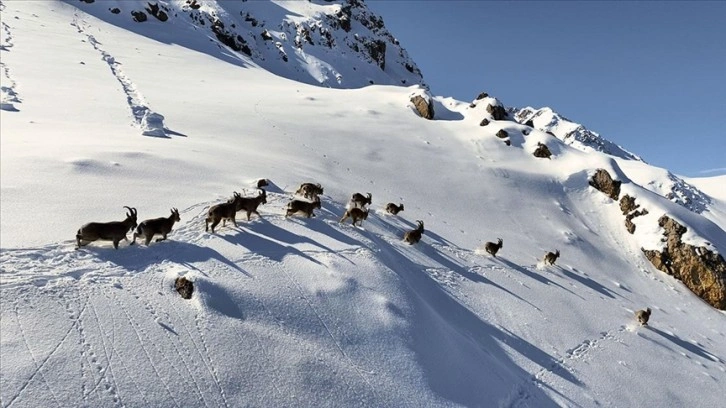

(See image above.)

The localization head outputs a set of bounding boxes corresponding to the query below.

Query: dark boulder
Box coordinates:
[131,10,148,22]
[496,129,508,139]
[475,92,489,100]
[145,2,168,22]
[175,277,194,300]
[589,169,621,201]
[487,104,507,121]
[533,142,552,159]
[480,118,489,127]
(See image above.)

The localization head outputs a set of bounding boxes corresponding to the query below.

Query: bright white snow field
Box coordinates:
[1,1,725,407]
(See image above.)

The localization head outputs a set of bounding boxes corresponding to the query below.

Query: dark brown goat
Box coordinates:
[296,182,323,200]
[236,189,267,221]
[403,220,425,244]
[206,192,243,233]
[484,238,503,257]
[132,208,180,245]
[76,206,138,249]
[340,207,369,226]
[543,249,560,265]
[385,203,404,215]
[286,196,321,218]
[350,192,372,208]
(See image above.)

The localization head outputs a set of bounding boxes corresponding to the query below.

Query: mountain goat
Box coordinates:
[133,208,180,245]
[76,206,138,249]
[404,220,425,244]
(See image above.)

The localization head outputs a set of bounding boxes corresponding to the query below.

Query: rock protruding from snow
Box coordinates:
[589,169,621,201]
[533,142,552,159]
[514,107,641,160]
[619,194,649,234]
[175,276,194,300]
[642,216,726,310]
[410,92,434,120]
[487,103,508,121]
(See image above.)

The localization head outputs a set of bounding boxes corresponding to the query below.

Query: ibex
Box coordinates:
[404,220,425,244]
[543,249,560,265]
[132,208,180,245]
[236,189,267,221]
[76,206,138,250]
[206,192,243,233]
[340,208,369,227]
[385,203,404,215]
[485,238,503,257]
[350,192,372,208]
[296,182,323,200]
[635,308,651,326]
[286,196,321,218]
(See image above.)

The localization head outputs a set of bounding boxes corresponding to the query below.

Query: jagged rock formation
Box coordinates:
[619,194,649,234]
[589,169,621,201]
[74,0,425,89]
[496,129,508,139]
[487,103,508,121]
[514,107,640,161]
[647,172,712,215]
[533,142,552,159]
[479,118,490,127]
[642,216,726,310]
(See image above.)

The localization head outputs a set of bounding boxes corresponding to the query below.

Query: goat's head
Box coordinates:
[171,208,181,222]
[258,188,268,205]
[497,238,503,247]
[124,206,138,229]
[416,220,424,231]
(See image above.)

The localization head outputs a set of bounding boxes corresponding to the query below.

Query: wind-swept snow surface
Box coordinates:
[2,1,725,407]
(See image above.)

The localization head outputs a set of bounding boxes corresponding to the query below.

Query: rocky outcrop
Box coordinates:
[175,277,194,300]
[475,92,489,100]
[589,169,621,201]
[642,216,726,310]
[619,194,649,234]
[411,95,434,120]
[131,10,148,22]
[533,142,552,159]
[496,129,508,139]
[145,2,168,22]
[487,104,507,121]
[480,118,489,127]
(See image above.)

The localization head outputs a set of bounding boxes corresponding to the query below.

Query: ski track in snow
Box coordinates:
[0,0,22,111]
[69,14,167,136]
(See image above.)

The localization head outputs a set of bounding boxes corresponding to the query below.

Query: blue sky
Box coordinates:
[367,1,726,177]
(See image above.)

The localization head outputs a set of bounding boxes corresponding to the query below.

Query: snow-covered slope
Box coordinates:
[2,1,725,407]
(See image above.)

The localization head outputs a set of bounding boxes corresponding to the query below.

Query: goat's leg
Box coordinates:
[113,239,120,249]
[210,219,221,233]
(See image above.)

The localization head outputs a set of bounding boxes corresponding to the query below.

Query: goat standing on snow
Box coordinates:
[543,249,560,265]
[404,220,425,244]
[350,192,372,209]
[385,203,404,215]
[340,207,369,227]
[132,208,180,245]
[484,238,503,257]
[236,189,267,221]
[206,192,243,233]
[76,206,138,250]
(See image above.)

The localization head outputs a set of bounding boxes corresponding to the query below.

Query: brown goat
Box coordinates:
[286,196,321,218]
[236,189,267,221]
[340,207,369,226]
[206,192,243,233]
[350,192,372,208]
[635,308,651,326]
[485,238,503,257]
[403,220,425,244]
[385,203,404,215]
[133,208,180,245]
[296,182,323,200]
[543,249,560,265]
[76,206,138,249]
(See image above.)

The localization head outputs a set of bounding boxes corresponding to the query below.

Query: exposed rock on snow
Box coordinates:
[410,93,434,120]
[642,215,726,309]
[533,142,552,159]
[175,276,194,300]
[589,168,621,201]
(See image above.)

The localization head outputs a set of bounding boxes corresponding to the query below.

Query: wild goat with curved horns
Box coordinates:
[296,182,323,200]
[635,308,651,326]
[286,196,322,218]
[385,203,404,215]
[236,189,267,221]
[76,206,138,250]
[132,208,180,245]
[404,220,425,244]
[484,238,503,257]
[543,249,560,265]
[206,192,243,233]
[340,208,369,227]
[350,192,372,208]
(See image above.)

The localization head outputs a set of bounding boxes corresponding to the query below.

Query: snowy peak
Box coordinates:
[69,0,425,89]
[514,106,641,161]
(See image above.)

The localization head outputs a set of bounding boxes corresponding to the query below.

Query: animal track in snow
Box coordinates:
[70,16,168,137]
[0,1,22,111]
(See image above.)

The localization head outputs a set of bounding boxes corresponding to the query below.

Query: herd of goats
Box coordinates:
[75,180,562,264]
[74,179,652,325]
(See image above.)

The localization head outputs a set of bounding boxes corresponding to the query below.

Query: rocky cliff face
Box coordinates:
[642,216,726,310]
[71,0,425,89]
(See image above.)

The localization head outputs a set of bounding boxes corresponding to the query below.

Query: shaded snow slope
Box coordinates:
[2,2,725,407]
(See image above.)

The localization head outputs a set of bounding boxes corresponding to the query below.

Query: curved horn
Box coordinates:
[367,193,372,199]
[123,206,135,216]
